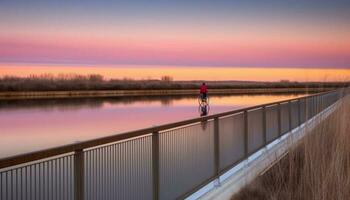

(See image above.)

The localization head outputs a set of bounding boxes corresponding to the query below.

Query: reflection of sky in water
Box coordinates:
[0,94,304,158]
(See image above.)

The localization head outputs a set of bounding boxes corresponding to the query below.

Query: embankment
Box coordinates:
[232,95,350,200]
[0,88,333,100]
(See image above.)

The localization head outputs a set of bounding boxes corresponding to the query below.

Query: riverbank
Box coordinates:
[0,87,333,100]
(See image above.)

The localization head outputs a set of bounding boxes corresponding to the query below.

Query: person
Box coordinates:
[200,82,208,101]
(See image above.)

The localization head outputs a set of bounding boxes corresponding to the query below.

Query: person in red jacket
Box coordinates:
[200,82,208,101]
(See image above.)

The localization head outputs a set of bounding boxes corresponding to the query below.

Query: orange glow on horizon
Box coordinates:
[0,64,349,82]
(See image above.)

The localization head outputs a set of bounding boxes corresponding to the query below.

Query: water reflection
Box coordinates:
[199,104,209,116]
[0,93,306,158]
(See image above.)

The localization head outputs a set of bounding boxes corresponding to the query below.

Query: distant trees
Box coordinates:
[0,73,348,92]
[161,75,173,82]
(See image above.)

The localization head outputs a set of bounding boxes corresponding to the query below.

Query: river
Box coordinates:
[0,93,305,158]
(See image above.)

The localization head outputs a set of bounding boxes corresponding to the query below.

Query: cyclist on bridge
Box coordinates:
[200,82,208,101]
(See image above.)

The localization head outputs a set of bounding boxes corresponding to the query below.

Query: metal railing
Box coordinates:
[0,89,345,200]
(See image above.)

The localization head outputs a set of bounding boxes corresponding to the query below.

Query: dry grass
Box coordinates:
[232,95,350,200]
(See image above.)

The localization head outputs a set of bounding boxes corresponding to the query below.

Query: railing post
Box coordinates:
[214,117,220,183]
[277,103,282,136]
[298,99,301,126]
[262,106,267,145]
[152,131,160,200]
[244,110,249,156]
[288,101,292,132]
[74,149,84,200]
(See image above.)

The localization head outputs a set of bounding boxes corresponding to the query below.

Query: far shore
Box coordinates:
[0,87,334,100]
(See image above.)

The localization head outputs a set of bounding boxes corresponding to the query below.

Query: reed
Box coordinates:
[232,95,350,200]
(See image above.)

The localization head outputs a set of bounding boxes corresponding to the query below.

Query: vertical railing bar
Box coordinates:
[74,149,84,200]
[44,162,47,200]
[16,168,19,200]
[9,170,12,200]
[113,144,117,200]
[88,151,91,200]
[71,156,74,200]
[23,168,25,200]
[21,167,23,200]
[98,150,101,200]
[244,110,249,157]
[298,99,301,126]
[104,146,109,199]
[122,142,125,200]
[35,164,38,200]
[15,169,17,200]
[29,166,32,200]
[97,149,100,200]
[6,171,8,200]
[96,149,99,199]
[61,159,63,200]
[2,172,4,200]
[134,140,137,200]
[288,101,292,132]
[21,167,27,199]
[107,146,110,200]
[106,147,109,200]
[111,144,116,199]
[0,172,3,200]
[61,158,64,200]
[54,161,57,200]
[64,157,69,199]
[49,161,52,200]
[95,149,98,200]
[10,170,12,200]
[41,163,44,200]
[108,146,111,200]
[131,141,134,199]
[12,167,14,200]
[214,117,220,177]
[20,168,22,200]
[8,170,10,200]
[12,170,14,200]
[152,131,160,200]
[100,148,102,200]
[67,154,74,200]
[59,159,62,200]
[90,151,93,200]
[101,148,104,200]
[43,161,49,200]
[103,147,106,200]
[39,163,45,199]
[16,168,22,200]
[262,106,267,145]
[277,103,282,136]
[16,168,18,200]
[128,143,131,200]
[0,172,2,200]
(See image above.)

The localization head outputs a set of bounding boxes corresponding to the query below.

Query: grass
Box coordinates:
[0,74,349,92]
[232,93,350,200]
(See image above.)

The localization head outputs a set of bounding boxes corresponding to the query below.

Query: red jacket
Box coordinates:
[200,85,208,93]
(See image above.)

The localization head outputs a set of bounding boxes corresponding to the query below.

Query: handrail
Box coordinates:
[0,89,335,169]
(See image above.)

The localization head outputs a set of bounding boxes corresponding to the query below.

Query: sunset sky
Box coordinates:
[0,0,349,81]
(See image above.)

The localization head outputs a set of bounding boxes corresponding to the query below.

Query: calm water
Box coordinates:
[0,94,305,158]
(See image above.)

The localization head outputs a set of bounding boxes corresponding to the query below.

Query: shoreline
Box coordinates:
[0,88,333,100]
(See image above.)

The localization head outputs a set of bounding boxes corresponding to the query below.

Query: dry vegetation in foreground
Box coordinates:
[232,95,350,200]
[0,74,348,91]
